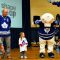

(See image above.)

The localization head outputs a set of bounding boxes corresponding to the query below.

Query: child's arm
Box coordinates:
[19,38,23,47]
[0,45,5,54]
[19,43,23,47]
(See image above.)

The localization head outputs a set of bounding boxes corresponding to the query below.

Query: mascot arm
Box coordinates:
[35,20,42,24]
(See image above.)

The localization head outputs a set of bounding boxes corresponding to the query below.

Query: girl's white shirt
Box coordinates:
[19,37,28,52]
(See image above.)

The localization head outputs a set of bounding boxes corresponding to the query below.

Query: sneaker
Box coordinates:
[21,56,23,58]
[48,52,54,58]
[40,53,45,58]
[24,56,27,58]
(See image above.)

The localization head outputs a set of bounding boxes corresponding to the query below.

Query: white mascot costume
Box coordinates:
[35,13,59,58]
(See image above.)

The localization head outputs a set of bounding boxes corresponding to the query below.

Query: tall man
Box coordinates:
[0,8,11,59]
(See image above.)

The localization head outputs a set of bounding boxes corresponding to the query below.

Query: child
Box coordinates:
[0,40,5,59]
[19,32,28,59]
[56,40,60,54]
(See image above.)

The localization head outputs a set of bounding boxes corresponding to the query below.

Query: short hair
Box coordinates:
[2,7,9,12]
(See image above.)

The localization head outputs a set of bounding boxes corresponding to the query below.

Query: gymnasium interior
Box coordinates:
[0,0,60,60]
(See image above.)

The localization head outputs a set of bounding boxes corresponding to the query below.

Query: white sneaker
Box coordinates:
[21,56,23,58]
[24,56,27,58]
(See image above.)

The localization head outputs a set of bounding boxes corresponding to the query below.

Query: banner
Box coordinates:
[0,0,22,28]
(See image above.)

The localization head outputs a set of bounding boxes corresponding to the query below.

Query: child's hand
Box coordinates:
[0,45,5,54]
[1,49,5,54]
[20,44,23,47]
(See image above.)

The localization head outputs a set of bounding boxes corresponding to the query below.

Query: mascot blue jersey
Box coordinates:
[0,15,11,37]
[35,20,59,40]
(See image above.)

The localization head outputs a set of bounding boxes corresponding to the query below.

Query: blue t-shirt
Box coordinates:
[0,15,11,37]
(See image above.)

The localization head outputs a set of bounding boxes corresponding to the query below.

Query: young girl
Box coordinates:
[19,32,28,59]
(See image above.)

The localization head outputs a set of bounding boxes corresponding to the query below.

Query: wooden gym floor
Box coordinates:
[2,47,60,60]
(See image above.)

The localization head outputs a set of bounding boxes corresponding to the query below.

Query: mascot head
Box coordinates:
[41,13,54,27]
